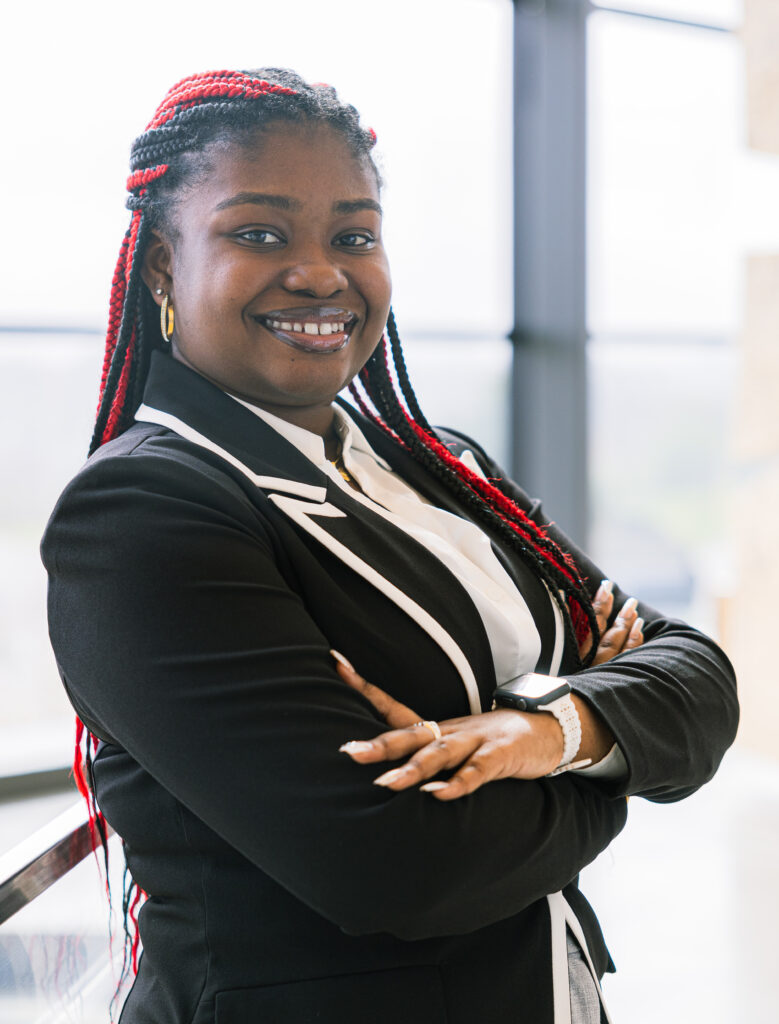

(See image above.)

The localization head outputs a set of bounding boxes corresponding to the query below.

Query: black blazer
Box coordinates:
[42,352,738,1024]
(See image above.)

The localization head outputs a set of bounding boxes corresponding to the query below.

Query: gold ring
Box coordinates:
[414,720,442,742]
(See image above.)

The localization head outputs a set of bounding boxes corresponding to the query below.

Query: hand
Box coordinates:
[580,580,645,666]
[333,652,564,801]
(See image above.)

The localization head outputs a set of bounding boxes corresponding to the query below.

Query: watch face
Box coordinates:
[493,673,571,712]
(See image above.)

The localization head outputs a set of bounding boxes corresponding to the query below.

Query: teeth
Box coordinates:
[263,317,351,336]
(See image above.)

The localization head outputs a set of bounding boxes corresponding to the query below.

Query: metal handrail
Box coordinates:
[0,802,113,926]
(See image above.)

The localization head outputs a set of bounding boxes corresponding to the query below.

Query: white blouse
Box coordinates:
[232,396,625,780]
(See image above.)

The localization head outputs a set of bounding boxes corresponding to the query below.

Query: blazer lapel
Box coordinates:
[269,488,490,713]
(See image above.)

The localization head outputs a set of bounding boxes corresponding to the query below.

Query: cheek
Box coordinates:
[366,262,392,316]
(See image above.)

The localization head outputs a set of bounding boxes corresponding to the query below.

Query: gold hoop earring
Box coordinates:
[160,294,175,344]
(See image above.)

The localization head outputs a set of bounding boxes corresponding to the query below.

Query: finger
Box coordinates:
[330,650,420,729]
[420,746,502,800]
[590,597,639,666]
[372,732,482,791]
[623,616,645,650]
[614,596,639,629]
[340,721,444,764]
[592,579,615,634]
[579,580,614,657]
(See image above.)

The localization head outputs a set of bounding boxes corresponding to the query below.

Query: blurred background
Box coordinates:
[1,0,777,1021]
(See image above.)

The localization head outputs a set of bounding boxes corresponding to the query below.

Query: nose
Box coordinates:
[281,245,349,298]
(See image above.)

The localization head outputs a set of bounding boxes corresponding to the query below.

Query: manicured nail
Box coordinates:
[615,597,638,625]
[598,579,614,597]
[631,617,644,634]
[330,649,354,671]
[420,781,449,793]
[373,768,408,787]
[339,741,374,755]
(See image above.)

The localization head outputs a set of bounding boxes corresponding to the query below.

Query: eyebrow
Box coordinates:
[214,193,382,216]
[215,192,302,212]
[332,198,383,216]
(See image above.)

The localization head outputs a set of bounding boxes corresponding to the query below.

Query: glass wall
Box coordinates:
[585,2,779,636]
[0,0,513,776]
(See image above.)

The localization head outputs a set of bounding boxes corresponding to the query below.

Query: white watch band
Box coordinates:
[539,694,583,775]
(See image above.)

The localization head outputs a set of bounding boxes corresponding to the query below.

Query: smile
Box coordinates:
[253,307,358,354]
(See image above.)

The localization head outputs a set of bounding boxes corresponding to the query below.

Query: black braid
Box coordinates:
[385,310,434,434]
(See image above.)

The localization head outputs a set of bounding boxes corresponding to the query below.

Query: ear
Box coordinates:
[141,230,174,307]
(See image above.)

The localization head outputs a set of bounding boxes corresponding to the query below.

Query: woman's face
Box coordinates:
[143,123,391,433]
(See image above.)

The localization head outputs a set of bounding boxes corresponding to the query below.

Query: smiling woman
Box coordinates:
[40,68,737,1024]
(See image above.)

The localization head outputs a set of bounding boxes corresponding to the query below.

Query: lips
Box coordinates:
[252,307,358,353]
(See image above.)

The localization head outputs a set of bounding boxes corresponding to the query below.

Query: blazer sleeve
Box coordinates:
[42,440,628,942]
[438,428,739,803]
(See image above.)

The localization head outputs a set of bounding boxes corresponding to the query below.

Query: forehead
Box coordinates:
[191,123,380,209]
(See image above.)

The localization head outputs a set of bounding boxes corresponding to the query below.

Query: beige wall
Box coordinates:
[728,255,779,758]
[729,0,779,759]
[743,0,779,155]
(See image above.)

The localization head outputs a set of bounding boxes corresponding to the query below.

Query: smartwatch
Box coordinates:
[492,672,571,712]
[492,673,583,772]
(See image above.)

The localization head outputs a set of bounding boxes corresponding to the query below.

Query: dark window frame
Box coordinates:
[510,0,734,545]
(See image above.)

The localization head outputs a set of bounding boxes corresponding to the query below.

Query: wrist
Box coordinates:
[570,693,615,765]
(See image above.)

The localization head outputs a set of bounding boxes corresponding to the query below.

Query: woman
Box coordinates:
[41,69,738,1024]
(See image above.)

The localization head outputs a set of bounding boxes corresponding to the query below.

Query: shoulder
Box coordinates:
[41,423,275,570]
[51,422,262,512]
[432,425,541,518]
[432,426,502,473]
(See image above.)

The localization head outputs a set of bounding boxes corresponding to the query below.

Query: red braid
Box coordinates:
[125,164,169,191]
[99,209,143,446]
[147,70,299,130]
[73,719,110,892]
[128,885,144,975]
[98,233,130,409]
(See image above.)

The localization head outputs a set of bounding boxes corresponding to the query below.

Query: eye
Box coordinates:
[335,231,375,250]
[235,228,285,246]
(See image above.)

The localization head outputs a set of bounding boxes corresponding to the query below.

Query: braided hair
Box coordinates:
[82,67,601,995]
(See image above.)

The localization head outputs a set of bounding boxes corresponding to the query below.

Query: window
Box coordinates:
[585,2,779,634]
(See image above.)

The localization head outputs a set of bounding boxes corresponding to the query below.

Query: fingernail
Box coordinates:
[631,617,644,634]
[598,579,614,596]
[420,781,449,793]
[330,649,354,671]
[616,597,639,624]
[373,768,407,787]
[339,741,374,755]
